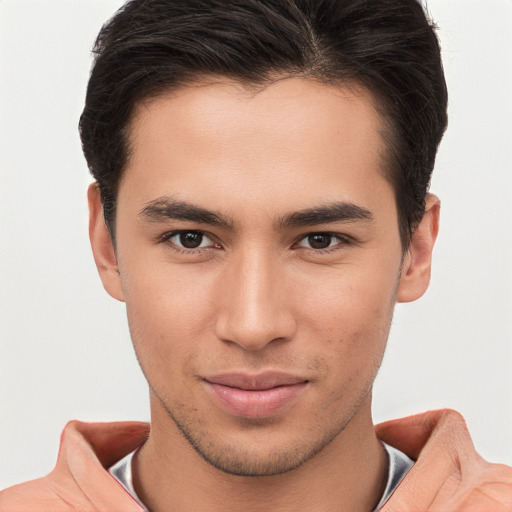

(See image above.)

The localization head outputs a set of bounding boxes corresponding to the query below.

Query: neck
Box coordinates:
[133,394,387,512]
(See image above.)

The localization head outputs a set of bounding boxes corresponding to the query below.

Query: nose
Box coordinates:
[214,248,297,351]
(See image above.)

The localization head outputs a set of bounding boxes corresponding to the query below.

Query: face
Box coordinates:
[90,77,437,477]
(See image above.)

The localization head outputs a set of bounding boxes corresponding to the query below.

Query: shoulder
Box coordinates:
[377,409,512,511]
[0,475,74,512]
[0,420,149,512]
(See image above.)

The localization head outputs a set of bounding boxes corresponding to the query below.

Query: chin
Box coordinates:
[168,405,350,477]
[190,441,323,477]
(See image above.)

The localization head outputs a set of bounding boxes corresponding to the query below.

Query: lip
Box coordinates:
[204,372,308,418]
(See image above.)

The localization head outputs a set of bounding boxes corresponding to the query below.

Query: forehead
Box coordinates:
[130,77,384,154]
[119,77,392,219]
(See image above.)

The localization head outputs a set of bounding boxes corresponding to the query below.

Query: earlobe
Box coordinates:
[397,194,440,303]
[88,183,125,302]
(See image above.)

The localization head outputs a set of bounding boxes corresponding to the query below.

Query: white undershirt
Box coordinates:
[109,442,413,511]
[373,443,414,510]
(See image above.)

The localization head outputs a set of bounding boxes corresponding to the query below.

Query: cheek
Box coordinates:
[295,265,398,339]
[299,273,396,406]
[121,265,217,371]
[291,263,399,393]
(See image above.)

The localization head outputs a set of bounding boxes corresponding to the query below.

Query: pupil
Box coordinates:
[180,232,202,249]
[309,234,332,249]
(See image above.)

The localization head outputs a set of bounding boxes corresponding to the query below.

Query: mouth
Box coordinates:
[203,372,309,418]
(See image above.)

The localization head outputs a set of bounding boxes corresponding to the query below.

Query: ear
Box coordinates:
[88,183,125,302]
[397,194,440,303]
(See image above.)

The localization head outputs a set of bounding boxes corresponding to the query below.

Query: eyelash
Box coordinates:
[159,230,354,256]
[159,230,220,254]
[295,232,353,253]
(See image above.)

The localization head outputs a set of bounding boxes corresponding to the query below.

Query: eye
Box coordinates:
[296,233,348,250]
[163,230,219,250]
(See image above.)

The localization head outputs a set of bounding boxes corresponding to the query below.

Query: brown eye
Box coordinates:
[179,231,203,248]
[307,233,334,249]
[164,230,217,251]
[296,232,349,251]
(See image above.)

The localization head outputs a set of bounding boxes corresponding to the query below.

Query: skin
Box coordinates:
[89,77,439,511]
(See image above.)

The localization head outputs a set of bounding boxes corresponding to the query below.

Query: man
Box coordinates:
[1,0,511,510]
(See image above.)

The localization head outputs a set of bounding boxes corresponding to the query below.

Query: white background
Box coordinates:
[1,0,511,490]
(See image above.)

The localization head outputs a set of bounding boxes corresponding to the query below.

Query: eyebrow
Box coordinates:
[279,202,373,228]
[139,197,234,230]
[139,197,373,230]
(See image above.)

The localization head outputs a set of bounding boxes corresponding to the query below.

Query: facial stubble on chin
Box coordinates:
[147,364,380,478]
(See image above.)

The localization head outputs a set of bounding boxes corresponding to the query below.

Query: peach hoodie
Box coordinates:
[1,410,511,511]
